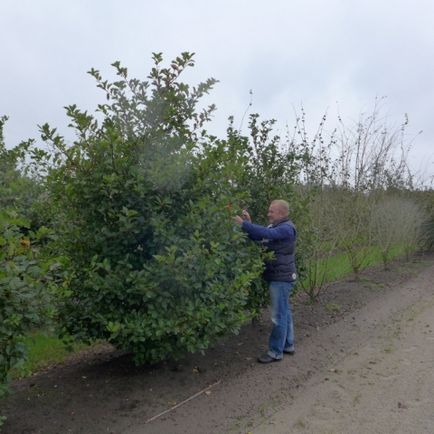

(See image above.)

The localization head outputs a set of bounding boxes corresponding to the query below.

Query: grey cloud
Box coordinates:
[1,0,432,179]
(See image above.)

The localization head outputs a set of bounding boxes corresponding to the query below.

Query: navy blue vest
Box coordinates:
[262,219,297,282]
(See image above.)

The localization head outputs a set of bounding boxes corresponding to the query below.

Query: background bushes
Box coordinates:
[0,211,57,399]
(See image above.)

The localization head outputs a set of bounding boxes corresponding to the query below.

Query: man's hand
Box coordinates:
[241,210,251,222]
[234,209,251,226]
[233,215,244,225]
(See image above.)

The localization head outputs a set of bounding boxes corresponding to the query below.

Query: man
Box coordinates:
[234,200,297,364]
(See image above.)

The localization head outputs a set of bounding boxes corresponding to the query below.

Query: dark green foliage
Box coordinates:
[0,117,47,232]
[30,53,269,364]
[0,119,34,216]
[0,212,56,399]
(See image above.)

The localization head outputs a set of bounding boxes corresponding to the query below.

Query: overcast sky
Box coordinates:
[1,0,433,182]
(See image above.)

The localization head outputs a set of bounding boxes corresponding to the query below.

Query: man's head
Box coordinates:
[267,199,289,224]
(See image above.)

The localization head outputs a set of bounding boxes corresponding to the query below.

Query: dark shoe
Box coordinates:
[283,346,295,355]
[257,353,282,364]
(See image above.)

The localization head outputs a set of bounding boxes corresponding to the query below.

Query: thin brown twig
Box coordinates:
[145,380,222,424]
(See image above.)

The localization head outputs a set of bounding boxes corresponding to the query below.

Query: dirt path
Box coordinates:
[2,255,434,434]
[255,272,434,433]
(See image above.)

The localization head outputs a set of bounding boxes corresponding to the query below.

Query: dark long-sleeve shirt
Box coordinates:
[241,218,297,282]
[241,220,295,242]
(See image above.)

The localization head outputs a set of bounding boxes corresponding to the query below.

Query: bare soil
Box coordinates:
[2,254,434,434]
[256,281,434,434]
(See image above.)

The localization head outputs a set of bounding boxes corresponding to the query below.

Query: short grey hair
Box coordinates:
[271,199,289,216]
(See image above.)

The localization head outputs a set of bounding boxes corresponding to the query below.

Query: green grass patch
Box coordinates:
[11,331,88,379]
[300,243,411,291]
[323,244,405,281]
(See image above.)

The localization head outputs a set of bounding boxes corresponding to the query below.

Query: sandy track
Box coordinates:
[255,271,434,434]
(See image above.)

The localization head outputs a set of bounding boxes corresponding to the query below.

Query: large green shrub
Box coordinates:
[30,53,267,364]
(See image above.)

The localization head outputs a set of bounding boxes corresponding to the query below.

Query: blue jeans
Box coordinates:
[267,281,295,359]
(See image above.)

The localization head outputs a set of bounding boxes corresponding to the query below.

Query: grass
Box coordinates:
[329,244,408,280]
[11,332,88,379]
[302,243,410,289]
